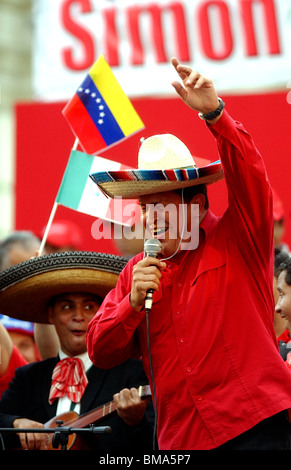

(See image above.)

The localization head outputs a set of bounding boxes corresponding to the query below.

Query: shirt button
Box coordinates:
[177,311,180,315]
[177,283,182,288]
[180,338,184,343]
[197,395,203,401]
[186,367,192,373]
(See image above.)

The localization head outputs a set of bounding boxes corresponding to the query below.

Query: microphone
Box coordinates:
[144,238,162,311]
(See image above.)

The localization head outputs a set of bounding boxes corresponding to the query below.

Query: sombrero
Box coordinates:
[0,251,127,324]
[90,134,224,199]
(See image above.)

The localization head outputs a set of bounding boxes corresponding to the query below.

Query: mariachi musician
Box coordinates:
[0,252,154,451]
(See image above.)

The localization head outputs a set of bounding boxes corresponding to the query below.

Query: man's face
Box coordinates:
[139,190,201,258]
[48,293,100,357]
[275,270,291,324]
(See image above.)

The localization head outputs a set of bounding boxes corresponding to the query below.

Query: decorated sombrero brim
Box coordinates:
[0,251,127,324]
[89,134,224,199]
[90,160,224,199]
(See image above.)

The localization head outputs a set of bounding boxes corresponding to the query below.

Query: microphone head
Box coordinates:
[144,238,162,257]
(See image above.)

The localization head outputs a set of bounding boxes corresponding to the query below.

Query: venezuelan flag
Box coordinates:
[62,55,144,155]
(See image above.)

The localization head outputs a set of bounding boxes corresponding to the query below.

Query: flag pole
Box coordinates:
[38,201,58,256]
[38,138,79,256]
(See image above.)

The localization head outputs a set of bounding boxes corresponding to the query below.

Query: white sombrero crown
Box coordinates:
[90,133,224,199]
[138,134,196,170]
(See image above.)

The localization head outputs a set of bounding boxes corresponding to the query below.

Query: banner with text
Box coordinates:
[32,0,291,101]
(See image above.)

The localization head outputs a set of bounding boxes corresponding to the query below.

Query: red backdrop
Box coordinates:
[14,92,291,254]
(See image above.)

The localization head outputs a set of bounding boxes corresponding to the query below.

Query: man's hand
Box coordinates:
[114,388,148,426]
[130,257,166,312]
[171,57,222,122]
[13,418,48,450]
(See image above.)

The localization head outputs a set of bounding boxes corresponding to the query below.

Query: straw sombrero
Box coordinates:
[0,251,127,324]
[90,134,224,199]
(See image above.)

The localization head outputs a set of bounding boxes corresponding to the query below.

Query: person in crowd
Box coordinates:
[0,315,41,364]
[0,230,51,397]
[0,231,60,390]
[274,256,291,363]
[273,248,289,338]
[86,58,291,450]
[0,251,153,451]
[0,231,40,271]
[0,321,27,399]
[38,219,84,254]
[272,189,289,254]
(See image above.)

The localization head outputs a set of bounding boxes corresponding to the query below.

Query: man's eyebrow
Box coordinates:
[139,201,162,206]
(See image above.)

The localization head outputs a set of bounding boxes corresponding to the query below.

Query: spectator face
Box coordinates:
[275,270,291,324]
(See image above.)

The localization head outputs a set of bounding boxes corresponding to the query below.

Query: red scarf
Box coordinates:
[49,357,88,405]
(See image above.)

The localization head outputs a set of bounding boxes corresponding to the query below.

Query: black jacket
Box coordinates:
[0,357,154,451]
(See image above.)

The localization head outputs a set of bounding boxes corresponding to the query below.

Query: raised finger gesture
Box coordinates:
[171,57,219,116]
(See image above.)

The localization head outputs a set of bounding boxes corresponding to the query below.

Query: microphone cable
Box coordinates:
[145,308,158,450]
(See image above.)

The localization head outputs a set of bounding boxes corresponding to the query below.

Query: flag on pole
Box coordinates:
[62,55,144,155]
[56,150,140,226]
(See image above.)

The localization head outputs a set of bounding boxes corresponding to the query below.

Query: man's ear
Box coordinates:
[191,193,206,214]
[47,307,54,325]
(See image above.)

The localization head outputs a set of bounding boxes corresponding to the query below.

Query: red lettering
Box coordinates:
[127,2,190,65]
[61,0,95,70]
[168,2,190,61]
[198,1,233,60]
[59,0,282,71]
[240,0,280,56]
[127,5,166,65]
[103,7,119,66]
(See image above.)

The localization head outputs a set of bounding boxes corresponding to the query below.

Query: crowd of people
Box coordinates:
[0,59,291,451]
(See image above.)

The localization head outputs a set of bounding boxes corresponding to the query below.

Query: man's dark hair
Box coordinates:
[174,184,209,209]
[275,251,291,285]
[274,248,289,278]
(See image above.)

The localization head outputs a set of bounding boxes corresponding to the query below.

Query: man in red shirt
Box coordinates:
[86,58,291,450]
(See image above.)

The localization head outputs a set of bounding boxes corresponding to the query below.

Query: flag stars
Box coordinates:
[77,85,106,125]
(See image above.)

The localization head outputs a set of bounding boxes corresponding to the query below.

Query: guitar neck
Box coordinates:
[75,400,117,428]
[72,384,151,429]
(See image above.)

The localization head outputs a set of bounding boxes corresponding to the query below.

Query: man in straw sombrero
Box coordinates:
[0,252,154,450]
[86,58,291,450]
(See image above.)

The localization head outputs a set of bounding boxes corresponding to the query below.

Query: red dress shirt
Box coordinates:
[87,111,291,449]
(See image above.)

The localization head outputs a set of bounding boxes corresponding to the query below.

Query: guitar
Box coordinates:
[44,384,151,450]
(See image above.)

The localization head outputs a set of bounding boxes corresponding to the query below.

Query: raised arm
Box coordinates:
[170,57,222,124]
[172,57,273,266]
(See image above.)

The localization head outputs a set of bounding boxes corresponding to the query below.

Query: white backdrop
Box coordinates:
[32,0,291,101]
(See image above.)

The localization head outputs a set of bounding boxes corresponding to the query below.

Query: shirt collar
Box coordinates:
[161,210,218,266]
[58,350,93,372]
[199,210,218,239]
